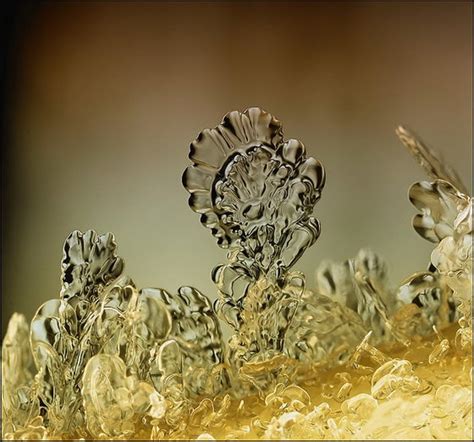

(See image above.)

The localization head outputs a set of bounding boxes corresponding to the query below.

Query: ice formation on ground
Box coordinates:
[2,109,472,440]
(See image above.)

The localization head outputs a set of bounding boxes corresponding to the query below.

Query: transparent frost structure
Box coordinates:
[2,108,472,440]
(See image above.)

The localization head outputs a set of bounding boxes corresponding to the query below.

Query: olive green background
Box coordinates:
[3,2,471,337]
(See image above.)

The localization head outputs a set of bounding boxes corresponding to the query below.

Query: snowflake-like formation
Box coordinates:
[183,108,325,281]
[183,108,326,327]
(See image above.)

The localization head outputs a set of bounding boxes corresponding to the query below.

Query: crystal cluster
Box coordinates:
[2,109,472,440]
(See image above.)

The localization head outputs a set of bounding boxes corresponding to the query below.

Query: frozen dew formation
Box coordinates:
[2,108,472,440]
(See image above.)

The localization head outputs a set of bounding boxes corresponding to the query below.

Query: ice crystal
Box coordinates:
[183,108,325,330]
[1,109,472,440]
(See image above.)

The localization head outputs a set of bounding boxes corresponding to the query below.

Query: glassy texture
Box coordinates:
[2,108,472,440]
[183,108,325,327]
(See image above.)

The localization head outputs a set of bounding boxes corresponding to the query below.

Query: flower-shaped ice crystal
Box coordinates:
[183,108,325,282]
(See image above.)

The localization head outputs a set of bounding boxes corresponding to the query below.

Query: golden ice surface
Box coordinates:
[2,109,472,440]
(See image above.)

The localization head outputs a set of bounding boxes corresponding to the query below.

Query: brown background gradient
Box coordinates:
[2,2,471,337]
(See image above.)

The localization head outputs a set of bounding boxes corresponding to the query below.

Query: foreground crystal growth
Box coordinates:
[2,110,472,440]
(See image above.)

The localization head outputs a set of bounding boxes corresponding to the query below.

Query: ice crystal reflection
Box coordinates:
[1,109,472,440]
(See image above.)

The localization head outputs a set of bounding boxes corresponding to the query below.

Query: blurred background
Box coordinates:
[2,2,471,337]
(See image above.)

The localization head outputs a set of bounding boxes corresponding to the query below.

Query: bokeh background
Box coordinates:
[2,2,471,337]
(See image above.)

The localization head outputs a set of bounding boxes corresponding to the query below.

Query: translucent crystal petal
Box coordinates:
[396,126,468,195]
[2,314,38,437]
[409,180,469,243]
[140,286,227,396]
[61,230,124,301]
[82,353,157,438]
[315,249,396,343]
